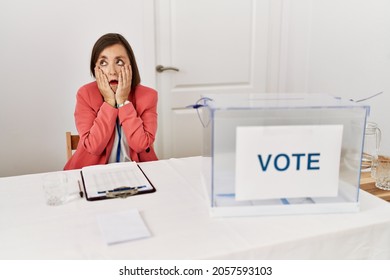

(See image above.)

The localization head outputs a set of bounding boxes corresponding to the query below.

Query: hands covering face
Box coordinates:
[95,64,132,107]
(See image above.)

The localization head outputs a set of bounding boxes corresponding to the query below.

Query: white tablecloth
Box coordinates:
[1,157,390,259]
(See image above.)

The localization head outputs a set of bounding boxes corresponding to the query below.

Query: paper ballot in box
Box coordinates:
[199,93,369,217]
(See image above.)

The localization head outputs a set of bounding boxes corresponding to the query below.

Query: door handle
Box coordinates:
[156,65,180,73]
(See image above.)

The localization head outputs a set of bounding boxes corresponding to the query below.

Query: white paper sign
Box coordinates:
[235,125,343,200]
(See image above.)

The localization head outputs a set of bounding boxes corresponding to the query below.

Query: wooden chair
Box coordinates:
[66,132,80,160]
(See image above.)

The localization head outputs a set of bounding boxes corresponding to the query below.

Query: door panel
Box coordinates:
[171,109,204,157]
[155,0,275,158]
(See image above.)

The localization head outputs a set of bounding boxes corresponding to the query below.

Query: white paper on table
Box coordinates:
[97,209,151,245]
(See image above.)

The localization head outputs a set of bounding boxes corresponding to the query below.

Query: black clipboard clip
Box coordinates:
[104,186,140,199]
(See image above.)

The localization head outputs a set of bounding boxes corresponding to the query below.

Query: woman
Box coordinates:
[64,33,158,170]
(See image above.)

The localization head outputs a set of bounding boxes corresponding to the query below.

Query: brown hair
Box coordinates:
[90,33,141,90]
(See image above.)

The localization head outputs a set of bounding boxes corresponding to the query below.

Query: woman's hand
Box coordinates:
[95,66,116,107]
[115,64,132,105]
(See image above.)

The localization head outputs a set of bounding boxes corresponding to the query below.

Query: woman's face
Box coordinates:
[96,44,131,92]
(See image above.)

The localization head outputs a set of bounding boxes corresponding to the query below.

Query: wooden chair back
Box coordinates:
[66,132,80,160]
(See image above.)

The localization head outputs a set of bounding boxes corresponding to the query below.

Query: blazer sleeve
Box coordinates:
[74,86,118,156]
[118,88,158,153]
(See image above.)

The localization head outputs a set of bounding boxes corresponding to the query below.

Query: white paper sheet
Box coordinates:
[97,209,151,245]
[235,125,343,200]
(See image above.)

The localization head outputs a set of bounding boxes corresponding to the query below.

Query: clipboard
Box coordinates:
[80,162,156,201]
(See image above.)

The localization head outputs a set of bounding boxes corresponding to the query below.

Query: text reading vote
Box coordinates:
[257,153,320,171]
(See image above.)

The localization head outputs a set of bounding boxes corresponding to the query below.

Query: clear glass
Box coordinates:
[361,122,381,175]
[42,173,69,206]
[375,156,390,190]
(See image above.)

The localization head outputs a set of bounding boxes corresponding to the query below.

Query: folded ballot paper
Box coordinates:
[80,162,155,201]
[97,209,151,245]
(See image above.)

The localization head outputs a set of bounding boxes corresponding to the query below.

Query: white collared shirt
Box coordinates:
[108,123,131,163]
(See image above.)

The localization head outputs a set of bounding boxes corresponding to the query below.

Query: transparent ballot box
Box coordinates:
[200,93,369,217]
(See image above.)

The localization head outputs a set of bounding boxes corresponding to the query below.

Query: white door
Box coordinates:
[154,0,281,159]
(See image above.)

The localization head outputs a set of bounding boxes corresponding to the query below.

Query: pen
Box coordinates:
[77,180,84,198]
[97,185,146,194]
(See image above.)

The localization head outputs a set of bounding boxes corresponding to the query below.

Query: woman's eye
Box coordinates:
[117,60,124,66]
[99,60,107,66]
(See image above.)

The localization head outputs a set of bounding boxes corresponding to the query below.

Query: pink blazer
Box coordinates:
[64,82,158,170]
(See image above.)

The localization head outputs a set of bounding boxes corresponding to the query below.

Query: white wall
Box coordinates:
[0,0,156,176]
[1,0,389,177]
[281,0,390,154]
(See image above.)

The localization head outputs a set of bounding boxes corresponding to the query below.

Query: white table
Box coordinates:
[1,157,390,259]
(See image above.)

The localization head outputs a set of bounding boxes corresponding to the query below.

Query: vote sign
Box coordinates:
[235,125,343,200]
